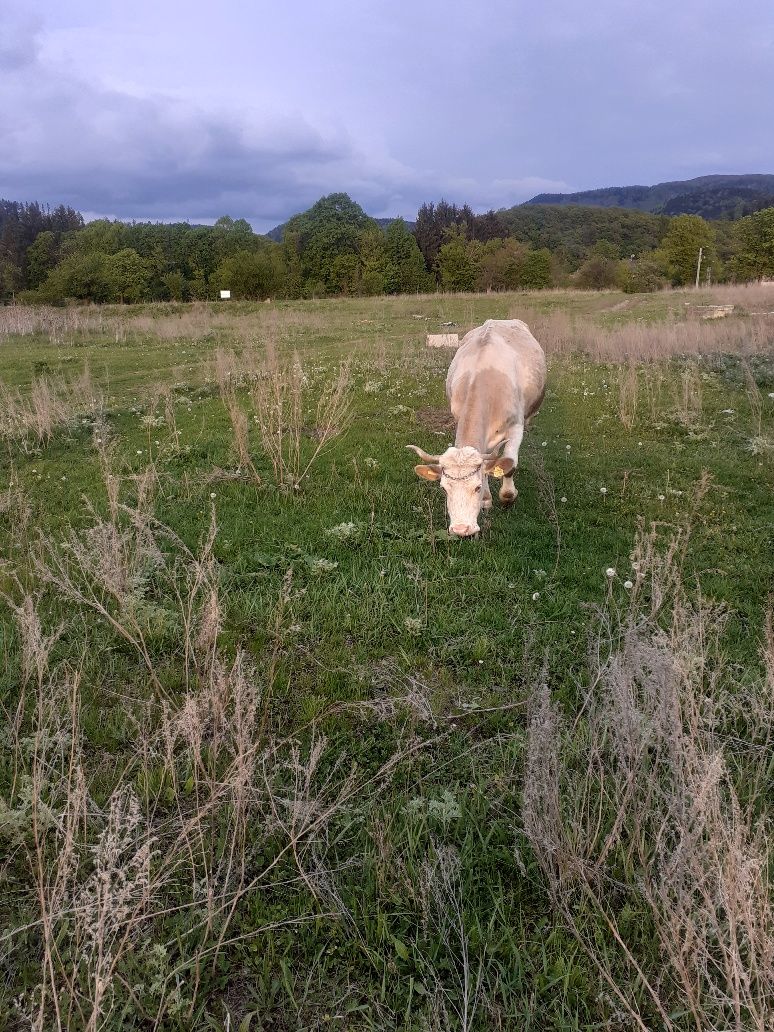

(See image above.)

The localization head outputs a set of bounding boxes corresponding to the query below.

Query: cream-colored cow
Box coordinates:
[408,319,546,538]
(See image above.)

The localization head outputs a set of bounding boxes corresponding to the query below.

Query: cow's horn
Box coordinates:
[406,444,441,463]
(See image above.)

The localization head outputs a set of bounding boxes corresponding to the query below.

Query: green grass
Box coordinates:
[1,290,773,1030]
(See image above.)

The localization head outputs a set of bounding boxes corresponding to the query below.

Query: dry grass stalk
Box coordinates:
[533,453,562,575]
[671,359,703,427]
[418,845,485,1032]
[520,306,773,364]
[3,523,441,1028]
[219,348,353,490]
[0,366,103,449]
[523,522,774,1032]
[617,360,638,429]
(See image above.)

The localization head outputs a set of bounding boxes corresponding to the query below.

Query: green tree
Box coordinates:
[281,231,304,299]
[384,218,428,294]
[163,270,189,302]
[212,216,257,263]
[357,226,387,295]
[107,248,150,303]
[573,254,619,289]
[25,231,58,289]
[617,255,666,293]
[661,215,716,286]
[38,251,114,303]
[473,238,529,291]
[731,207,774,280]
[438,228,476,291]
[66,219,126,257]
[285,193,375,293]
[520,248,553,289]
[212,246,286,299]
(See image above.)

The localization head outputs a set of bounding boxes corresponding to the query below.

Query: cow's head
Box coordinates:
[407,444,514,538]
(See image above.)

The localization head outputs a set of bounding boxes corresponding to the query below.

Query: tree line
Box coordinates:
[1,192,773,305]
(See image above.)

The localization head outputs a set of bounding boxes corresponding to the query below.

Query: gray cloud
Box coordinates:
[2,1,773,232]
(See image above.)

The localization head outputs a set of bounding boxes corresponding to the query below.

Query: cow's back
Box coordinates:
[447,319,546,419]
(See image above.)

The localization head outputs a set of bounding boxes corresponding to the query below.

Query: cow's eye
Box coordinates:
[473,484,482,493]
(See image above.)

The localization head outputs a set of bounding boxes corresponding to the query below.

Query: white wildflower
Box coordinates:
[311,558,338,574]
[605,568,616,579]
[326,521,361,542]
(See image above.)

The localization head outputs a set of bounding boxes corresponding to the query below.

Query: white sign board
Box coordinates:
[219,290,231,300]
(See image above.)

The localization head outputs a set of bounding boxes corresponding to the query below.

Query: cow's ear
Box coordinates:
[484,456,515,478]
[414,463,442,482]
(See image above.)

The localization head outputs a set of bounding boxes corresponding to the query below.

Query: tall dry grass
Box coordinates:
[1,456,436,1029]
[0,366,103,449]
[0,305,112,341]
[519,307,774,363]
[523,513,774,1032]
[217,346,353,489]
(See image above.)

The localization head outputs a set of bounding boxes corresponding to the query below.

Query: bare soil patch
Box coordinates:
[415,406,455,434]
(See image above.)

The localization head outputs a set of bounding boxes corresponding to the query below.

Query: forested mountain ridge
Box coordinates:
[525,174,774,219]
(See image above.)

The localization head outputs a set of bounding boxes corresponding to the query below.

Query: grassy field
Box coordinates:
[1,287,773,1030]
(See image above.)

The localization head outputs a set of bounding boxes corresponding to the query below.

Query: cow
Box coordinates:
[407,318,546,538]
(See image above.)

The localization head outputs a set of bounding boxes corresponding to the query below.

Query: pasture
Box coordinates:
[1,287,773,1030]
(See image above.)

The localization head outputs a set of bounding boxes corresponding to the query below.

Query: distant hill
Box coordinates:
[524,174,774,220]
[267,215,414,242]
[497,204,669,263]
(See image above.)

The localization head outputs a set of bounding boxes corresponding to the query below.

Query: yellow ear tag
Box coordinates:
[492,465,505,478]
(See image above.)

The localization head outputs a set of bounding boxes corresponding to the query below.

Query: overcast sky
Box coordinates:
[2,0,773,233]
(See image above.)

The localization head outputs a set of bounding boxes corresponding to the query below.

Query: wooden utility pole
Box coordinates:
[695,247,703,288]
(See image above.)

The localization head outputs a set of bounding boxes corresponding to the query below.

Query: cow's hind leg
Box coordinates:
[499,424,524,504]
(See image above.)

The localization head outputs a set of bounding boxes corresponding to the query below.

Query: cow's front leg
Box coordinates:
[482,477,493,510]
[499,424,524,504]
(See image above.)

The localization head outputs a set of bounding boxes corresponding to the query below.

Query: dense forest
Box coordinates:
[526,173,774,219]
[1,190,773,305]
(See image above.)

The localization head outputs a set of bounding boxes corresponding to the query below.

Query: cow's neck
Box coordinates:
[454,407,489,453]
[451,367,515,454]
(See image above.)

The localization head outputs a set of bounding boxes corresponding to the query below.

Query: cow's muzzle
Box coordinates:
[450,523,480,538]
